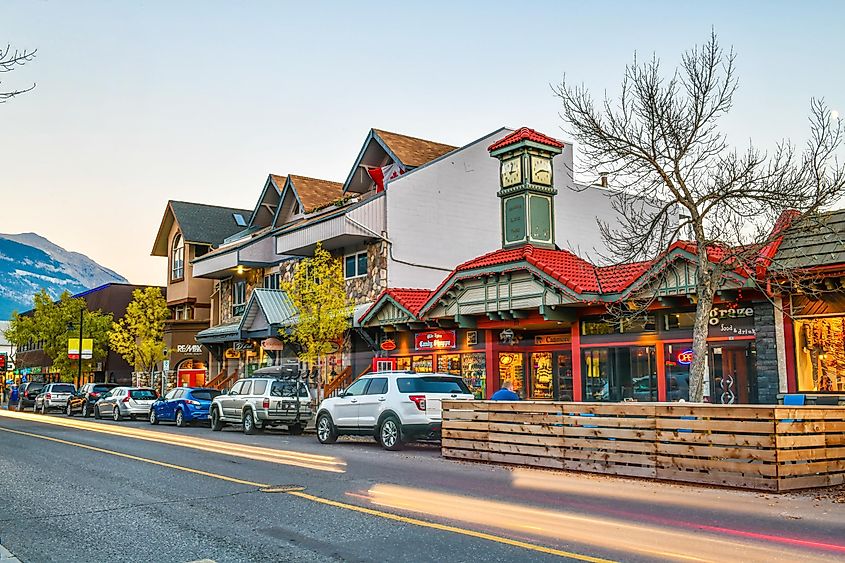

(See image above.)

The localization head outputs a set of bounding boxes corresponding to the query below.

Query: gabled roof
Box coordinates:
[488,127,564,153]
[248,174,286,228]
[240,288,297,331]
[152,200,252,257]
[287,175,344,213]
[372,129,457,168]
[358,288,432,325]
[771,209,845,272]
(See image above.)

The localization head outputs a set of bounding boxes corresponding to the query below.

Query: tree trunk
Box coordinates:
[689,261,719,403]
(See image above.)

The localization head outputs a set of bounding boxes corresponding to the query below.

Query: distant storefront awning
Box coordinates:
[196,318,241,344]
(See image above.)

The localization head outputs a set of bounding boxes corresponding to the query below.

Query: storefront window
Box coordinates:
[664,344,692,401]
[437,354,462,375]
[664,312,696,331]
[412,355,433,373]
[498,352,525,398]
[582,346,656,402]
[795,317,845,393]
[462,353,486,399]
[530,353,554,399]
[581,315,656,336]
[556,351,573,401]
[396,357,411,371]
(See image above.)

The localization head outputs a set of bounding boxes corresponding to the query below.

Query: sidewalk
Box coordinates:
[0,542,21,562]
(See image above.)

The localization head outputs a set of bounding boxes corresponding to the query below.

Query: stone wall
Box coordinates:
[754,301,779,404]
[344,241,388,306]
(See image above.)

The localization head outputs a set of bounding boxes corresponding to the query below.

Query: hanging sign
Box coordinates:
[414,330,456,351]
[380,339,397,351]
[68,338,93,360]
[261,338,284,351]
[224,349,241,359]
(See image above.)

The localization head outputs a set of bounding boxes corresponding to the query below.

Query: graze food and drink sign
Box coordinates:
[708,304,756,337]
[415,330,457,351]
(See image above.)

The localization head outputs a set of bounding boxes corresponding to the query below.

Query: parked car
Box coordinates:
[34,383,77,414]
[150,387,221,427]
[17,382,44,411]
[315,371,474,451]
[66,382,119,417]
[209,371,311,435]
[95,387,158,421]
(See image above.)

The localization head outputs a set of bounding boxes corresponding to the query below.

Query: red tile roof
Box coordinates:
[358,288,432,324]
[488,127,564,152]
[596,261,652,292]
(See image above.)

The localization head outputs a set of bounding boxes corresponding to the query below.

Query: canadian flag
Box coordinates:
[367,162,406,192]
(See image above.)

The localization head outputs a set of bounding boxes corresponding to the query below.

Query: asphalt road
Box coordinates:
[0,409,844,563]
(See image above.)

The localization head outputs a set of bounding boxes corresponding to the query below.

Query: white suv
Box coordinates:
[315,371,474,451]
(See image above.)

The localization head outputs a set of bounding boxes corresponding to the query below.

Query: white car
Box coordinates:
[315,371,474,450]
[34,383,77,414]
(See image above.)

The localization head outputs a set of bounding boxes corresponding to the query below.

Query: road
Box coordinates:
[0,408,843,563]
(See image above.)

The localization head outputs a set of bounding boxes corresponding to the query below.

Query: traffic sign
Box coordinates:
[162,360,170,373]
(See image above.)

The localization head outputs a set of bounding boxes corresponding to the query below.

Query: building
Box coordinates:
[360,128,782,404]
[13,283,165,385]
[151,200,251,386]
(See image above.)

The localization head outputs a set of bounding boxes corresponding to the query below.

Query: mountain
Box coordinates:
[0,232,128,319]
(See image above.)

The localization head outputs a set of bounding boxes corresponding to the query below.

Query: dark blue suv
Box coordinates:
[149,387,221,427]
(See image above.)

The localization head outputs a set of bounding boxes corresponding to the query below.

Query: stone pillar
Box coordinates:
[754,301,779,404]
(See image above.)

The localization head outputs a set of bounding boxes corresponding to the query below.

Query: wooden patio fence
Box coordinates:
[441,401,845,492]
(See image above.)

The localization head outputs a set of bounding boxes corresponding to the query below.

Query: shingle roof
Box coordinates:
[373,129,457,168]
[288,175,344,213]
[248,288,297,326]
[152,200,252,256]
[773,209,845,271]
[488,127,564,152]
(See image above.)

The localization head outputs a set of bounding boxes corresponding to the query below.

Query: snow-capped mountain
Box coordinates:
[0,233,128,319]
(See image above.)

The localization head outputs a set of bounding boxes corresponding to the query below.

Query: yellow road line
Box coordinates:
[0,425,614,562]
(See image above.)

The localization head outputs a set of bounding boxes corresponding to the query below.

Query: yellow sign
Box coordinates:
[224,349,241,359]
[68,338,93,360]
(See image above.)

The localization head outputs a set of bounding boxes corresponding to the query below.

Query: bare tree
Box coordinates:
[1,44,36,102]
[554,31,845,402]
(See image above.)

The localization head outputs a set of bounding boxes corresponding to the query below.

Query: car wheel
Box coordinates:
[288,423,304,435]
[112,406,122,422]
[40,402,47,415]
[82,403,90,418]
[65,402,73,417]
[95,405,102,420]
[316,414,337,444]
[149,409,158,425]
[175,409,187,428]
[242,410,260,435]
[379,416,403,451]
[210,408,223,431]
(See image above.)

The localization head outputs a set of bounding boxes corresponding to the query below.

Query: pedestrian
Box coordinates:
[490,379,520,401]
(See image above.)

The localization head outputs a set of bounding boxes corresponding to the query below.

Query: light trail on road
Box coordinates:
[0,409,346,473]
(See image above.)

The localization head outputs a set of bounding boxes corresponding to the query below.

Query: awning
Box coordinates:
[240,289,298,338]
[195,318,241,344]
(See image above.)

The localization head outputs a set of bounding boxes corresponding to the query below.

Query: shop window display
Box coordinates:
[795,317,845,393]
[461,353,486,399]
[583,348,608,400]
[412,355,433,373]
[438,354,462,375]
[582,346,656,402]
[556,352,574,401]
[396,357,411,371]
[498,352,525,397]
[530,353,554,399]
[664,344,692,401]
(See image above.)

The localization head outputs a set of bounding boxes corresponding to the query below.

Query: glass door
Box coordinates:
[498,352,525,398]
[530,353,554,399]
[710,345,755,404]
[554,350,573,401]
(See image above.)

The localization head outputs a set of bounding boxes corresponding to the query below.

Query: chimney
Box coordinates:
[599,172,608,188]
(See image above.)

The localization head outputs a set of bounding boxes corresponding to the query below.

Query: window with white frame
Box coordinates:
[232,281,246,316]
[171,233,185,280]
[263,272,281,290]
[344,251,368,279]
[173,304,192,320]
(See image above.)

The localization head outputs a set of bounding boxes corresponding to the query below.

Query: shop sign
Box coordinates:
[677,350,694,365]
[708,304,756,337]
[534,334,571,346]
[0,354,6,371]
[261,338,284,351]
[415,330,456,351]
[380,339,397,351]
[233,342,254,351]
[176,344,204,355]
[466,331,478,346]
[224,349,241,359]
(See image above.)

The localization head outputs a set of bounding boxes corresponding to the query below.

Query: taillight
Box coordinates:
[122,395,130,403]
[409,395,426,411]
[186,400,201,406]
[90,392,99,398]
[262,398,270,409]
[45,393,52,400]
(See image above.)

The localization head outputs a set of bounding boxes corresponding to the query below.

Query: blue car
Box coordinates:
[149,387,221,427]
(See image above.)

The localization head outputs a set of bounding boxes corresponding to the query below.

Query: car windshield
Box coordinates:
[190,390,220,401]
[130,389,157,400]
[396,376,470,394]
[52,384,75,393]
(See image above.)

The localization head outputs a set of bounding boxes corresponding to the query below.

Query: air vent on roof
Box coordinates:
[233,213,247,227]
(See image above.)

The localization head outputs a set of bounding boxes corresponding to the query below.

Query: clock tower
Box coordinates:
[488,127,563,249]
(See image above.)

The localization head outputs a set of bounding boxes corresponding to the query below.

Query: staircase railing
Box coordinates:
[208,368,239,390]
[205,368,228,389]
[323,365,371,399]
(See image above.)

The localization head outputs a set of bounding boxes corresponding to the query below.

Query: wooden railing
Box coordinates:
[206,368,239,390]
[323,365,373,399]
[441,401,845,492]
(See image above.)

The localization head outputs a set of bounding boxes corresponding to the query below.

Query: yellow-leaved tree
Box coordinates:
[109,287,169,377]
[281,242,352,397]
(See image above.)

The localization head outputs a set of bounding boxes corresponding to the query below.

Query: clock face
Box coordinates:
[530,156,552,185]
[501,157,522,187]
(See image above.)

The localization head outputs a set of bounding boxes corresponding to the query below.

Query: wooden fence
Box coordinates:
[441,401,845,492]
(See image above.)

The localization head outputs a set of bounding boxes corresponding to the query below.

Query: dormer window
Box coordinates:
[171,233,185,281]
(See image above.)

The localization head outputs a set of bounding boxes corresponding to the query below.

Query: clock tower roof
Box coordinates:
[488,127,564,153]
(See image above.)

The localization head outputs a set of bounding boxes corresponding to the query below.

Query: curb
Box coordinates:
[0,542,21,562]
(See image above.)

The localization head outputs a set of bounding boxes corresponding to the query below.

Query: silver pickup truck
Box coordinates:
[210,374,312,435]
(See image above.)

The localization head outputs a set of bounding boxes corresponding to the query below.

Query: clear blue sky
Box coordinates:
[2,0,843,285]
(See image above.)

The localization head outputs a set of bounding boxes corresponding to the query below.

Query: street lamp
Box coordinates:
[67,305,84,386]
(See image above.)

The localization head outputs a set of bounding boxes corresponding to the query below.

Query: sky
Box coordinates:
[1,0,843,286]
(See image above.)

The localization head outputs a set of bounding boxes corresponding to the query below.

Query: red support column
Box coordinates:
[656,342,667,401]
[485,330,496,399]
[571,322,582,402]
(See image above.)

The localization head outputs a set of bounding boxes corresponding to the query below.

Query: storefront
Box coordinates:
[789,295,845,395]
